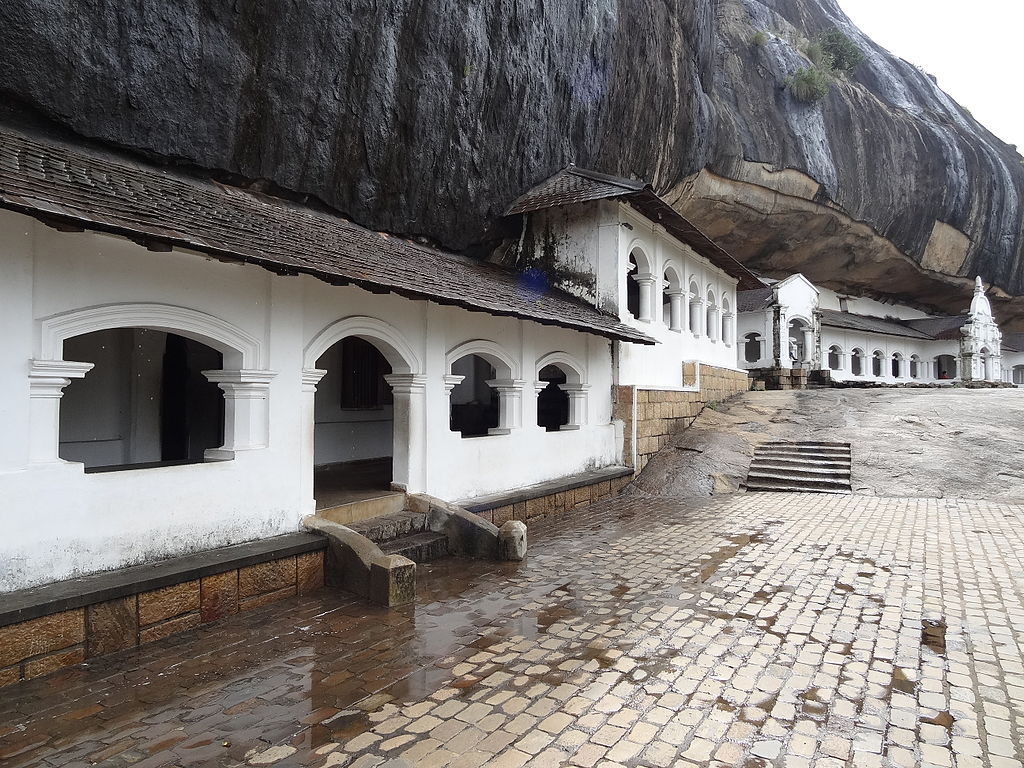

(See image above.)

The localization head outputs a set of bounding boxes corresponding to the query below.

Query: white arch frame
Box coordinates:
[535,351,586,385]
[445,339,519,380]
[827,344,844,371]
[626,242,654,274]
[39,302,262,369]
[305,316,421,374]
[705,288,719,342]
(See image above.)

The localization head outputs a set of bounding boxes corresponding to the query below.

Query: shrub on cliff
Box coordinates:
[786,67,832,104]
[818,28,864,73]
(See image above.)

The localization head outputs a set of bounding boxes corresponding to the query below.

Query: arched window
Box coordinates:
[706,289,718,342]
[688,281,702,336]
[626,254,641,319]
[60,328,225,471]
[721,297,732,345]
[1013,365,1024,386]
[744,333,762,364]
[935,354,957,380]
[851,348,865,376]
[891,352,904,378]
[449,355,500,438]
[910,355,921,379]
[872,350,884,377]
[662,265,682,329]
[536,365,569,431]
[828,345,842,371]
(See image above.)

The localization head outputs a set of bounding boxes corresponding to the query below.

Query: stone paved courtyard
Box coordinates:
[2,492,1024,768]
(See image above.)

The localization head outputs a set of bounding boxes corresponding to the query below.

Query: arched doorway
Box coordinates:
[788,319,810,366]
[1013,365,1024,386]
[313,337,395,507]
[827,345,843,371]
[744,333,763,364]
[910,355,921,379]
[980,348,993,381]
[935,354,957,380]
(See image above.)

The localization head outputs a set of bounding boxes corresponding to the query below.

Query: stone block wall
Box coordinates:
[614,363,750,474]
[0,551,324,689]
[475,474,633,526]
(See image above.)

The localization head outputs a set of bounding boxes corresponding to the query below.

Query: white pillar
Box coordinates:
[802,329,814,366]
[635,273,656,323]
[682,290,691,333]
[203,370,278,460]
[725,313,735,346]
[668,291,684,332]
[300,368,327,514]
[486,379,525,434]
[559,383,589,430]
[28,360,94,465]
[385,373,428,493]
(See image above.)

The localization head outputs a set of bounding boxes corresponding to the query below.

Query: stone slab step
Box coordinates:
[745,480,852,494]
[316,492,407,525]
[754,446,850,457]
[347,511,427,545]
[380,531,449,563]
[748,463,852,478]
[746,470,851,489]
[749,455,851,468]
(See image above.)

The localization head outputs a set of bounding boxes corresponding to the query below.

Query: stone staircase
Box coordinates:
[744,441,852,494]
[346,510,450,563]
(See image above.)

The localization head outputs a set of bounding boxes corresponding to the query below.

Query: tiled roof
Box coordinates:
[0,129,655,345]
[1002,333,1024,354]
[903,315,969,340]
[737,287,774,312]
[506,167,763,291]
[819,310,936,340]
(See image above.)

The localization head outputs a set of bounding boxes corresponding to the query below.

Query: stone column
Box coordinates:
[28,359,94,465]
[634,273,656,323]
[668,291,684,332]
[202,370,278,460]
[559,383,589,430]
[485,379,525,435]
[802,329,815,367]
[384,374,428,493]
[299,368,327,515]
[682,290,691,334]
[724,313,736,346]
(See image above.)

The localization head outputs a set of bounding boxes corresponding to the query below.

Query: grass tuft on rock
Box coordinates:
[786,67,832,104]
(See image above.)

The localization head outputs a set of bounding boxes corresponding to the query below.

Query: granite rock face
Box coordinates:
[1,0,1022,319]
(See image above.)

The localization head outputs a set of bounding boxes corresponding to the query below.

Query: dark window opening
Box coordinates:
[60,328,224,471]
[891,356,901,378]
[744,333,762,363]
[852,351,863,376]
[828,347,841,370]
[450,355,500,437]
[872,352,883,377]
[537,365,569,431]
[340,337,393,409]
[626,254,641,319]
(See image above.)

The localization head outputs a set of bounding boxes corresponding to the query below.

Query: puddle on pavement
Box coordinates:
[697,532,768,583]
[921,710,955,732]
[892,668,916,694]
[922,619,947,654]
[610,584,629,598]
[798,688,828,717]
[323,709,371,741]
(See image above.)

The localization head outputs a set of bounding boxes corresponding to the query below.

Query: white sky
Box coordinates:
[837,0,1023,150]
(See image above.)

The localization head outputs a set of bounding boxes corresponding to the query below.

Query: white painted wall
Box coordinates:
[0,209,622,591]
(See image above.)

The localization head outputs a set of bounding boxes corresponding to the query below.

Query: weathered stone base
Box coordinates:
[614,363,751,474]
[463,467,633,525]
[0,537,324,690]
[747,366,808,390]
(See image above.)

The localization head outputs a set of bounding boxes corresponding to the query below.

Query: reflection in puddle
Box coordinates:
[922,618,947,654]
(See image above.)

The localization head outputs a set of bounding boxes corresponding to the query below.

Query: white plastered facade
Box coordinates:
[0,210,625,591]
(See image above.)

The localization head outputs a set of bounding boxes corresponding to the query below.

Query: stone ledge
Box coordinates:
[0,533,326,629]
[460,466,633,513]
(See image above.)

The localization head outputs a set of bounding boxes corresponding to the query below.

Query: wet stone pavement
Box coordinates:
[2,493,1024,768]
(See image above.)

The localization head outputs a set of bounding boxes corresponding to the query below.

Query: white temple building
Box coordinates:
[737,273,1022,386]
[0,136,754,594]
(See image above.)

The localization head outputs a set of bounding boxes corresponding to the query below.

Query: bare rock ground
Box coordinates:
[633,388,1024,501]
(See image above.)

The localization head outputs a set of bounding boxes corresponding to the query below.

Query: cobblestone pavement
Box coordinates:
[2,492,1024,768]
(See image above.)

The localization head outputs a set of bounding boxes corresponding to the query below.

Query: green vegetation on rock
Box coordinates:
[818,27,864,73]
[786,66,832,104]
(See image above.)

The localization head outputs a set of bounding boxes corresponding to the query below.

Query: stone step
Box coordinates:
[380,531,450,563]
[754,451,850,462]
[749,455,851,468]
[745,470,851,489]
[761,440,850,449]
[745,479,852,494]
[754,445,851,457]
[347,511,427,545]
[748,462,852,478]
[316,491,407,525]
